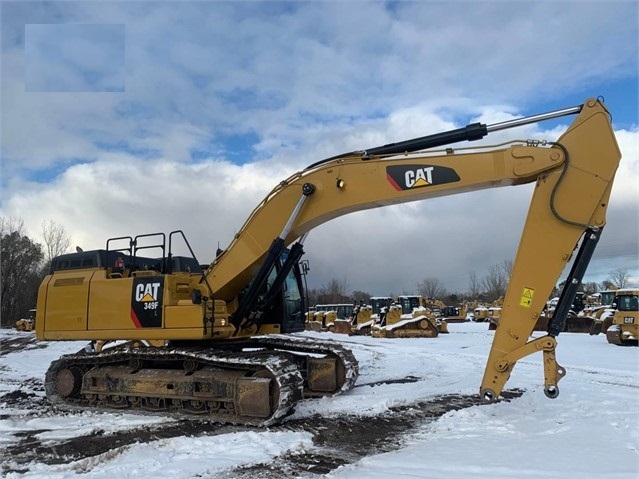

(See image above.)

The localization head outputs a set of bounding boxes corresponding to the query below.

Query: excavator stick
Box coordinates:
[480,99,620,401]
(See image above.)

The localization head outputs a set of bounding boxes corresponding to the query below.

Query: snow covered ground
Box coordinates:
[1,322,637,478]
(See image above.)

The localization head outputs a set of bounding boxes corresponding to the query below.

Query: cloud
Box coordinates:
[1,1,637,295]
[25,23,125,92]
[3,119,636,294]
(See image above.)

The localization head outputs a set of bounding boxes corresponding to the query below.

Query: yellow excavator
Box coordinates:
[35,98,621,423]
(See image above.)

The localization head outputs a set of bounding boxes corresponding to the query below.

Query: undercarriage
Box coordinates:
[45,335,358,426]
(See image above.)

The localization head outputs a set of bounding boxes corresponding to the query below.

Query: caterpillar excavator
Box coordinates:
[35,98,621,424]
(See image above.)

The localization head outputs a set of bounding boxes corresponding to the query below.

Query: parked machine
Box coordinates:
[585,289,618,334]
[370,296,393,320]
[603,289,638,345]
[400,295,448,334]
[35,98,621,423]
[438,303,471,323]
[473,305,489,322]
[487,297,504,330]
[333,301,375,335]
[15,309,37,332]
[323,303,354,332]
[371,295,446,338]
[534,292,598,333]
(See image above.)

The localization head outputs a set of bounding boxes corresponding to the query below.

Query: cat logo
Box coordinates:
[386,164,460,191]
[405,167,434,188]
[130,277,164,328]
[135,282,161,305]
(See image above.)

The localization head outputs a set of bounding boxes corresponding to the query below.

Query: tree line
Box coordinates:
[1,217,71,328]
[306,260,633,307]
[1,214,633,326]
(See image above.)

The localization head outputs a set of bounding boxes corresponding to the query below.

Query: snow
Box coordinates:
[1,323,638,478]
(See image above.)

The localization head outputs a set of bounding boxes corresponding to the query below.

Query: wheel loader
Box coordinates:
[35,98,622,423]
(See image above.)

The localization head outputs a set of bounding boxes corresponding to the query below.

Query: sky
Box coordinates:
[1,323,638,478]
[1,1,638,297]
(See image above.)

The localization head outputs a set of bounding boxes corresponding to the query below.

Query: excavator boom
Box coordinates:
[206,98,619,400]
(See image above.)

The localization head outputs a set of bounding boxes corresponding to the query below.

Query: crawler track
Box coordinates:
[44,335,359,426]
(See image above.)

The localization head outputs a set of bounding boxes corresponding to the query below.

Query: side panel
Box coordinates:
[164,304,203,328]
[87,274,165,330]
[39,270,94,332]
[87,273,138,331]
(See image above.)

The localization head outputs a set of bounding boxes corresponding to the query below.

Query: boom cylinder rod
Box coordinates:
[486,105,583,133]
[361,103,584,158]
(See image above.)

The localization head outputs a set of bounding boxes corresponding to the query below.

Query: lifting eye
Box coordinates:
[336,178,345,189]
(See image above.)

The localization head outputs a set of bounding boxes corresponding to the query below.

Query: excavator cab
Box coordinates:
[258,249,307,334]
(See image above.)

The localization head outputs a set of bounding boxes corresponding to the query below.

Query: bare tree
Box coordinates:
[581,282,599,295]
[417,276,447,299]
[317,277,350,304]
[0,216,26,238]
[501,259,513,281]
[41,220,72,265]
[305,287,320,308]
[351,290,371,304]
[608,267,631,289]
[481,263,508,301]
[467,270,481,298]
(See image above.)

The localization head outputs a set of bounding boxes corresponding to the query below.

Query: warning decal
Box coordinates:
[520,287,534,308]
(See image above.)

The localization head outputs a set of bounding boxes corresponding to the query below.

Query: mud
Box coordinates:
[1,376,523,477]
[0,334,46,356]
[1,331,524,477]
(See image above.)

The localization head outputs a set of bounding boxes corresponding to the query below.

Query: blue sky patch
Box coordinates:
[23,158,91,184]
[190,131,260,164]
[524,76,638,132]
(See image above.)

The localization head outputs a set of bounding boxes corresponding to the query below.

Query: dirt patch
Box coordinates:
[0,335,47,356]
[1,390,523,476]
[0,330,525,477]
[218,390,524,478]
